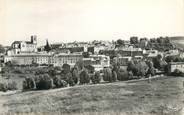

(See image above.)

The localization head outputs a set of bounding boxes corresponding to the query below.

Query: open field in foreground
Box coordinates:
[0,76,184,115]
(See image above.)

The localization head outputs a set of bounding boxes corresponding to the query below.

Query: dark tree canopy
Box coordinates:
[0,44,5,53]
[62,63,71,74]
[130,36,138,44]
[82,52,90,58]
[116,39,125,47]
[44,39,52,52]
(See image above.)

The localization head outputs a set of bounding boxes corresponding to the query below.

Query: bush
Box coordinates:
[79,69,90,84]
[91,71,101,84]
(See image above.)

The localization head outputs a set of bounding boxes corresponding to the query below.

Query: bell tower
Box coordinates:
[31,35,37,44]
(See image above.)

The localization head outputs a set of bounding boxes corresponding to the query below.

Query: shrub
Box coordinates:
[91,71,101,84]
[79,69,90,84]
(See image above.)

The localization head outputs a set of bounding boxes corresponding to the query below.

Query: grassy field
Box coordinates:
[0,76,184,115]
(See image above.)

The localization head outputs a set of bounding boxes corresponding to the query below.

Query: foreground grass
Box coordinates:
[0,76,184,115]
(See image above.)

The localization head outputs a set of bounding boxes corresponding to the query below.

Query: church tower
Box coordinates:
[31,35,37,44]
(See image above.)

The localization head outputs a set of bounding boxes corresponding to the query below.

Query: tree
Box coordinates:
[0,44,5,54]
[146,60,155,77]
[36,74,53,90]
[82,52,90,58]
[112,70,117,82]
[62,63,70,74]
[136,61,148,78]
[116,39,125,47]
[103,68,113,82]
[66,72,75,86]
[130,36,138,44]
[127,60,138,76]
[75,59,84,71]
[71,67,79,84]
[23,77,36,90]
[152,54,167,70]
[79,69,90,84]
[85,64,95,74]
[53,75,68,88]
[91,71,101,84]
[44,39,51,52]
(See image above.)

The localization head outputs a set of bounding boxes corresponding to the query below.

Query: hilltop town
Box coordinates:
[0,36,184,115]
[0,36,184,73]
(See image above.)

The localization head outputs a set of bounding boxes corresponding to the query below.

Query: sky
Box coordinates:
[0,0,184,46]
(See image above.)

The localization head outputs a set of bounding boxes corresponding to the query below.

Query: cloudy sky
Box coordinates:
[0,0,184,46]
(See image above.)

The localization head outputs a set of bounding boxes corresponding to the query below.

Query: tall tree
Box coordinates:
[130,36,138,44]
[0,44,5,53]
[44,39,51,52]
[116,39,125,47]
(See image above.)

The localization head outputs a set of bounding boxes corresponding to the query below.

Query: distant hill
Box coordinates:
[169,36,184,49]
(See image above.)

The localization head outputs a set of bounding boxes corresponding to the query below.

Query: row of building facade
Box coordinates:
[4,53,110,70]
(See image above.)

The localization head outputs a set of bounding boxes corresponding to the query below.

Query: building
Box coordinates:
[169,62,184,73]
[165,49,179,57]
[83,55,110,71]
[4,53,53,65]
[53,53,83,67]
[7,35,37,55]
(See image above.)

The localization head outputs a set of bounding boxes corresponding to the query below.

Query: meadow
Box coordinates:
[0,76,184,115]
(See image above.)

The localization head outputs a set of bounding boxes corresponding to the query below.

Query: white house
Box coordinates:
[169,62,184,73]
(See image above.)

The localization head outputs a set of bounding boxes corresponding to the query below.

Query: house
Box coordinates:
[165,49,179,57]
[169,62,184,73]
[7,35,37,55]
[83,55,110,71]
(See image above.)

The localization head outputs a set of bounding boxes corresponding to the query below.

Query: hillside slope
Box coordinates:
[1,76,184,115]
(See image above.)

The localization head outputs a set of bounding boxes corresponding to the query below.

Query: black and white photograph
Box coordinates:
[0,0,184,115]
